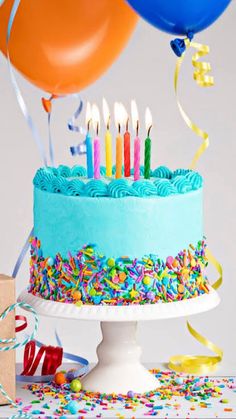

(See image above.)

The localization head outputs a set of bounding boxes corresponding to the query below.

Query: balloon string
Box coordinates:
[6,0,47,166]
[41,94,86,160]
[174,39,214,169]
[168,248,223,374]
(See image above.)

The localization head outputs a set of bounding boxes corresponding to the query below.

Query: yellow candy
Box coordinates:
[107,258,115,267]
[143,276,151,285]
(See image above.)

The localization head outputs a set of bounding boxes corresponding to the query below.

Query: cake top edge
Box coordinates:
[33,165,203,198]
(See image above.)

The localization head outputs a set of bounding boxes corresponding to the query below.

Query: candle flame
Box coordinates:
[85,102,92,131]
[145,107,152,136]
[92,104,100,135]
[131,100,139,134]
[102,98,110,130]
[114,102,123,133]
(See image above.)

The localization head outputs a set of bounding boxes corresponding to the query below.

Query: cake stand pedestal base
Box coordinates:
[81,321,159,393]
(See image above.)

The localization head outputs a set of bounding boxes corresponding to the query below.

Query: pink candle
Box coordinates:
[92,104,101,180]
[134,136,140,181]
[94,136,100,179]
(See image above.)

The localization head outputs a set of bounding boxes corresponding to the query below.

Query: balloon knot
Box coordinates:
[170,38,186,57]
[42,97,52,114]
[187,31,194,41]
[170,32,194,57]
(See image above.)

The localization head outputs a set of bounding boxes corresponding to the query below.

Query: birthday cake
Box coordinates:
[28,164,210,306]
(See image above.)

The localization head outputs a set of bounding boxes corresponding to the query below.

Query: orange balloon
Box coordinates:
[0,0,138,94]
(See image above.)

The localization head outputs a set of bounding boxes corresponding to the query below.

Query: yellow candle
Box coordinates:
[103,98,112,177]
[116,133,122,179]
[105,130,112,177]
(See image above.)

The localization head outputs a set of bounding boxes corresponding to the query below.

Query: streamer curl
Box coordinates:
[174,38,214,169]
[168,248,223,374]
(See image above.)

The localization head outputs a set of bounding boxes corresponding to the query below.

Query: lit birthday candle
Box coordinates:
[121,104,131,177]
[144,107,152,179]
[102,98,112,177]
[85,102,93,178]
[131,100,140,181]
[114,102,123,179]
[92,104,101,179]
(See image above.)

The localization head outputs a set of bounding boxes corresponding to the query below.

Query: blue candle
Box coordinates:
[86,131,93,178]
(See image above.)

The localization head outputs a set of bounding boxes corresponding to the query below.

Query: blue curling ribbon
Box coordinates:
[42,95,86,158]
[70,142,87,156]
[6,0,47,166]
[68,99,84,133]
[68,99,87,156]
[12,228,33,278]
[55,330,89,377]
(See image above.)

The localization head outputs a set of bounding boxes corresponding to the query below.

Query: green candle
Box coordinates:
[144,137,151,179]
[144,107,152,179]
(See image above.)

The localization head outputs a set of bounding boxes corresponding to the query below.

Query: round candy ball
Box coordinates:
[146,291,155,301]
[127,390,135,398]
[47,257,54,266]
[54,371,67,385]
[72,290,82,301]
[66,400,80,414]
[66,369,76,382]
[70,378,82,393]
[175,377,184,385]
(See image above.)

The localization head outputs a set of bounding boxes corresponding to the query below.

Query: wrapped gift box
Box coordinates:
[0,274,15,405]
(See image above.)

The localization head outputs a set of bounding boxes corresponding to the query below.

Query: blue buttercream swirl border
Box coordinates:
[33,165,203,198]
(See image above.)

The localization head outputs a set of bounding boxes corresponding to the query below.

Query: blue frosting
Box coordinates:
[34,187,203,260]
[33,165,203,198]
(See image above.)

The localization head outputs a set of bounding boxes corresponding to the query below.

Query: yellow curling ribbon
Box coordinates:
[171,37,223,374]
[168,249,223,374]
[174,39,214,169]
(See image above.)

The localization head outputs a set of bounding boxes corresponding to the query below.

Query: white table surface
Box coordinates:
[1,361,236,419]
[1,362,236,419]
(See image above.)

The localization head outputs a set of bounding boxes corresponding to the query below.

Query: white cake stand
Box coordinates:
[18,288,220,394]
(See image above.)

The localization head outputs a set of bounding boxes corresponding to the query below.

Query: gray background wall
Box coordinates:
[0,3,235,366]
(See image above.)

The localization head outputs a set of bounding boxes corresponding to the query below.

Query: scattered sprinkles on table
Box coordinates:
[29,238,210,306]
[14,370,236,418]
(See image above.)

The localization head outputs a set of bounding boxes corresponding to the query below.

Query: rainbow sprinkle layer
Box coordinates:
[29,238,210,306]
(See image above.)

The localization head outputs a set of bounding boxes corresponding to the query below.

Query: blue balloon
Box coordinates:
[126,0,231,36]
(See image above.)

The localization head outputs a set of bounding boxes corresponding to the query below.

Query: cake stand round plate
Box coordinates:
[18,287,219,321]
[18,288,220,394]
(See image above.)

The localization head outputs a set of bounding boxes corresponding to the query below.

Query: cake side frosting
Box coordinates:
[34,187,203,260]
